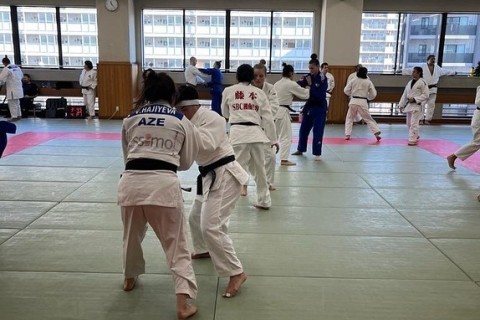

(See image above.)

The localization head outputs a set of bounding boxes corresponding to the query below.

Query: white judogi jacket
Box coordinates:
[398,78,430,113]
[0,64,23,99]
[273,77,309,120]
[403,64,454,94]
[79,69,97,95]
[185,65,206,86]
[344,77,377,108]
[190,107,249,188]
[326,72,335,97]
[118,101,199,207]
[221,82,276,145]
[261,82,279,130]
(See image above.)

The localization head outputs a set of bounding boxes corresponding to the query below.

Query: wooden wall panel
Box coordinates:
[327,65,357,124]
[97,62,138,119]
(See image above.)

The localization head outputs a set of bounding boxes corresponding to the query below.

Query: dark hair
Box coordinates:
[320,62,328,68]
[142,68,155,80]
[253,63,267,75]
[134,72,176,108]
[23,73,32,79]
[426,55,435,61]
[84,60,93,70]
[357,67,368,79]
[177,85,199,103]
[413,66,424,78]
[309,53,319,66]
[259,59,267,65]
[281,62,294,77]
[237,64,254,83]
[2,57,11,65]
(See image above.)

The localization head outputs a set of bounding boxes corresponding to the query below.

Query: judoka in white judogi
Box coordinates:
[221,64,276,209]
[398,67,430,145]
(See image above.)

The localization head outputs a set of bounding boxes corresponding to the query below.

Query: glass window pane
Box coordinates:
[60,8,98,67]
[443,13,480,74]
[230,11,270,72]
[185,10,225,70]
[0,6,14,64]
[143,9,184,69]
[359,13,401,74]
[18,7,58,67]
[271,11,314,72]
[401,13,441,70]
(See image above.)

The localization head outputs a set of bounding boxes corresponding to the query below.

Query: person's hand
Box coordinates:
[305,75,312,86]
[399,106,404,113]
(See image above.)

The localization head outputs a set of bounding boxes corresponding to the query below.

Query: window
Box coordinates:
[143,9,184,69]
[0,6,14,63]
[185,10,225,69]
[60,8,98,67]
[18,7,59,67]
[142,9,313,72]
[443,13,480,73]
[272,11,314,72]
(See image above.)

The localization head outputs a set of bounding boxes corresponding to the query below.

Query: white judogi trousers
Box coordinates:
[188,169,244,277]
[424,93,437,121]
[455,109,480,160]
[406,110,423,143]
[83,93,96,117]
[8,99,21,118]
[275,107,293,161]
[345,104,380,136]
[121,204,198,299]
[233,142,271,208]
[248,143,275,187]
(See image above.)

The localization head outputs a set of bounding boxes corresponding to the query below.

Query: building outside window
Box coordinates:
[0,6,14,63]
[360,12,480,74]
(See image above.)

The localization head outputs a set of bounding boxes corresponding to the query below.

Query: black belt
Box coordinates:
[352,96,368,100]
[230,122,258,126]
[428,84,437,89]
[196,155,235,195]
[125,158,177,172]
[477,107,480,111]
[280,105,296,112]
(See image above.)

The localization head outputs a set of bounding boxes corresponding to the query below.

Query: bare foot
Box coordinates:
[123,277,137,291]
[176,294,197,320]
[447,154,457,170]
[345,135,351,140]
[223,272,247,298]
[253,204,270,210]
[269,184,276,191]
[374,132,381,142]
[241,185,247,196]
[280,160,296,166]
[191,252,210,259]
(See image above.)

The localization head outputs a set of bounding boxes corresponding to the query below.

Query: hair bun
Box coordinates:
[282,62,287,67]
[310,53,318,60]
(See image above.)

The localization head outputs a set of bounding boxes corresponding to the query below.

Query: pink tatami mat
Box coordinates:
[4,132,480,173]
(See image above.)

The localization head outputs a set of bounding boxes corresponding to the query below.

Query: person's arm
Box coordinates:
[414,80,430,104]
[437,65,456,77]
[121,123,129,165]
[343,80,352,97]
[475,86,480,108]
[290,82,310,100]
[0,67,9,83]
[398,86,408,110]
[220,87,230,120]
[258,91,277,144]
[90,71,97,90]
[267,86,280,119]
[196,113,226,153]
[178,116,199,171]
[367,81,377,101]
[327,74,335,93]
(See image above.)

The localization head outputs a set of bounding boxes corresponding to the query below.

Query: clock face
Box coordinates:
[105,0,119,12]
